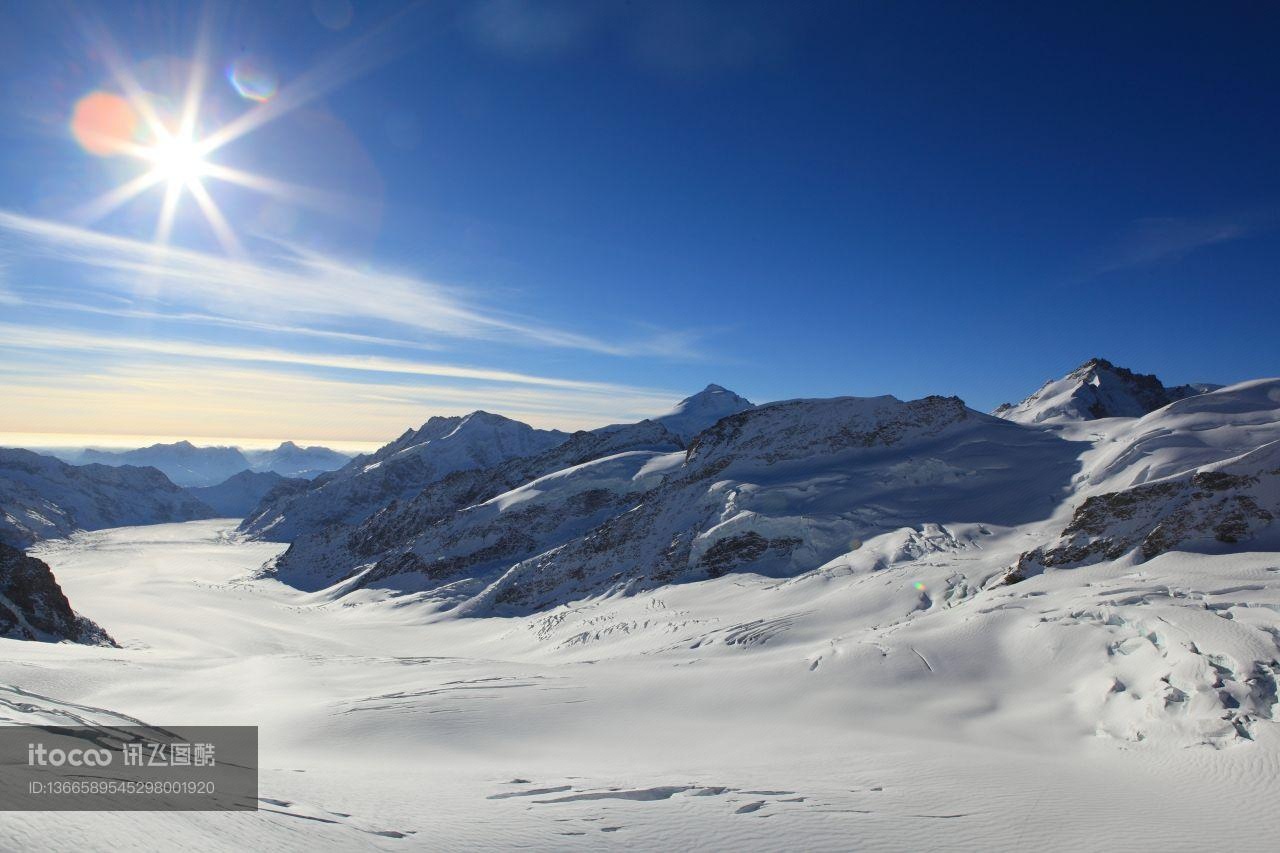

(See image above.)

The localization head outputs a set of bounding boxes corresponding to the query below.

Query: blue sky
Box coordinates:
[0,1,1276,448]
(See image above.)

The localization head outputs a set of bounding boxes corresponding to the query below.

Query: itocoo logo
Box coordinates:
[27,743,113,767]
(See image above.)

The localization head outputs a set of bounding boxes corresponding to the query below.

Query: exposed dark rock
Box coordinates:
[0,543,114,645]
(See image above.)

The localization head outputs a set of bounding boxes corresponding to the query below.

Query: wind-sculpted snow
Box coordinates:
[994,357,1218,424]
[1081,378,1280,493]
[239,411,570,543]
[0,448,214,549]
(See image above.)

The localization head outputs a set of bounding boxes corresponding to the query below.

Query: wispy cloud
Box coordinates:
[0,210,700,358]
[0,322,677,398]
[1095,215,1260,274]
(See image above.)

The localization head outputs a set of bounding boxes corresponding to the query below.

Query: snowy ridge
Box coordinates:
[240,411,569,544]
[994,357,1219,424]
[263,417,686,590]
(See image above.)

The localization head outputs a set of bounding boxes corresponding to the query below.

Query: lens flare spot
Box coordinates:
[70,91,138,156]
[227,57,278,102]
[913,582,926,592]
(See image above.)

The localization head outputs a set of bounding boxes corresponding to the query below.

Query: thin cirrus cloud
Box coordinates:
[0,210,702,359]
[0,322,679,400]
[1094,215,1259,275]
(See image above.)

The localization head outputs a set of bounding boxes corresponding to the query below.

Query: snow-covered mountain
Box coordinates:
[0,542,113,644]
[240,411,571,543]
[254,393,1080,606]
[0,448,215,549]
[993,357,1219,424]
[651,383,754,441]
[1009,378,1280,579]
[243,441,351,479]
[252,387,755,590]
[76,441,253,487]
[186,470,302,518]
[236,372,1280,628]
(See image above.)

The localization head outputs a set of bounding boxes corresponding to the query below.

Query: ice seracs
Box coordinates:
[993,357,1219,424]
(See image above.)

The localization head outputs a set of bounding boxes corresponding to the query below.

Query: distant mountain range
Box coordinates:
[4,360,1277,650]
[222,361,1278,620]
[58,440,351,487]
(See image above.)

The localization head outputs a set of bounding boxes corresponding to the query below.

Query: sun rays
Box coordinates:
[70,12,302,255]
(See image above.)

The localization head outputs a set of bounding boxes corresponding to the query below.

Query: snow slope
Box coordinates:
[0,519,1273,850]
[240,411,570,544]
[993,357,1219,424]
[650,383,754,441]
[263,417,686,590]
[258,394,1082,612]
[0,448,214,548]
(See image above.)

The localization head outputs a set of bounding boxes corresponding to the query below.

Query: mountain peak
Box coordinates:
[656,384,755,442]
[995,359,1216,424]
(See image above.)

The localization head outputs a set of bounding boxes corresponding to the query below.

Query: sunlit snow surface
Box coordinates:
[1,520,1276,850]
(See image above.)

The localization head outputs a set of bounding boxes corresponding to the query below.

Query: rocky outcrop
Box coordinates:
[1009,444,1280,581]
[0,543,114,645]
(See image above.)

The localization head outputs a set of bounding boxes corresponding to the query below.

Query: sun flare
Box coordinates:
[144,133,208,186]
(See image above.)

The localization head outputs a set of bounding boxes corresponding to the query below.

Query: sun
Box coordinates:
[66,14,295,255]
[144,133,208,187]
[69,10,369,255]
